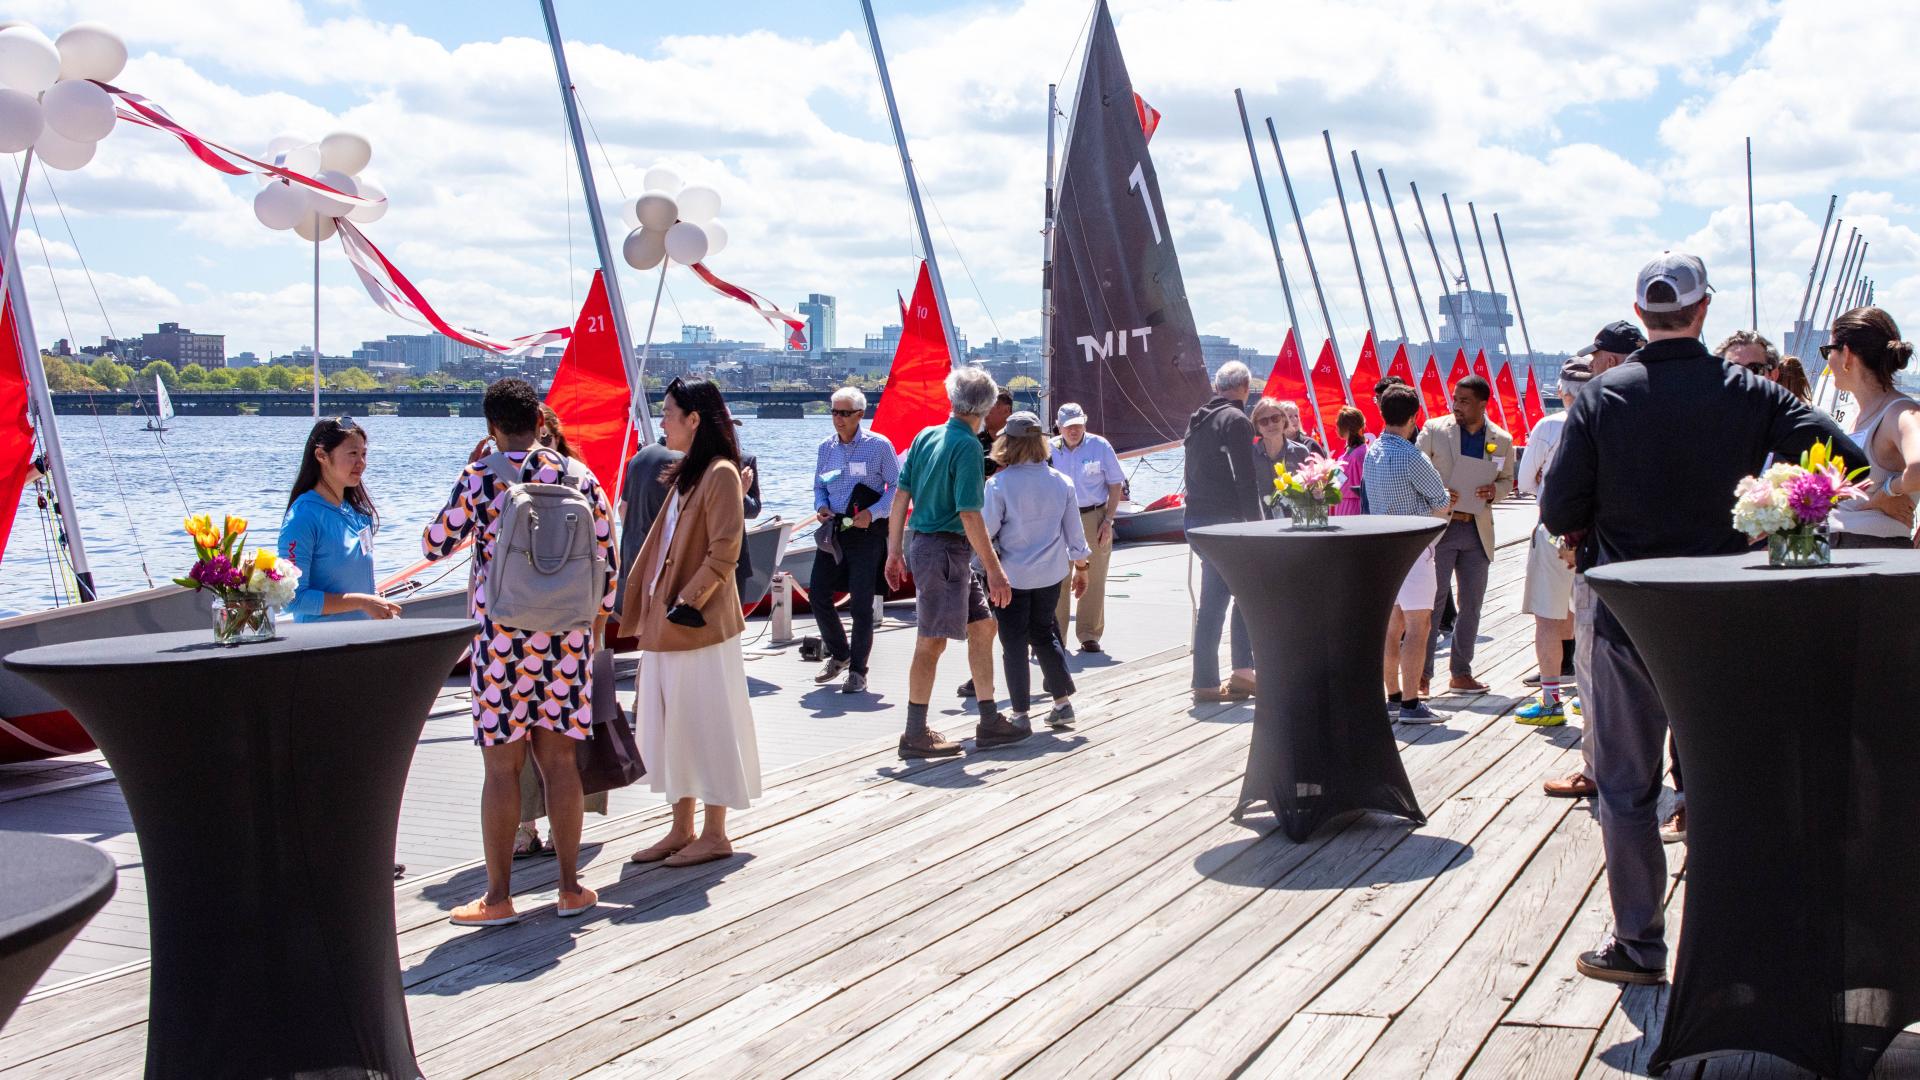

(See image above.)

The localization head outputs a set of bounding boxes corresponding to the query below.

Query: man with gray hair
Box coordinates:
[1183,361,1262,703]
[1715,328,1781,380]
[886,366,1022,756]
[809,385,899,694]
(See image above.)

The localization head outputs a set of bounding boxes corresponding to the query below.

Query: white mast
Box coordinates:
[0,159,95,601]
[1322,131,1377,344]
[538,0,654,443]
[1351,151,1407,345]
[861,0,964,370]
[1233,89,1302,351]
[1378,169,1436,350]
[1268,119,1341,370]
[1041,81,1057,411]
[1746,137,1758,330]
[1790,196,1836,356]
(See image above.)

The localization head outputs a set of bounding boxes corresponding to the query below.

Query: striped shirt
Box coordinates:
[813,427,900,518]
[1364,432,1450,518]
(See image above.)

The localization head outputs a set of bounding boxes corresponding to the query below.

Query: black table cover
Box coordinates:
[0,830,115,1031]
[1588,551,1920,1079]
[1188,516,1444,841]
[4,618,475,1080]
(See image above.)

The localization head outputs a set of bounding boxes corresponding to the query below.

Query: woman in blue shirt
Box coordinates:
[279,417,401,623]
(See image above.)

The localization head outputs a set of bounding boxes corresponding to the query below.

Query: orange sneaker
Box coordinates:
[556,885,598,919]
[448,897,522,928]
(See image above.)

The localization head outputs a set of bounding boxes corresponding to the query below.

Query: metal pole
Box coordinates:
[1442,193,1476,353]
[1747,137,1758,330]
[1825,233,1862,331]
[1234,90,1302,350]
[311,236,320,419]
[1041,82,1057,410]
[1806,224,1850,352]
[1410,182,1457,348]
[1493,213,1535,368]
[861,0,964,370]
[1352,152,1406,344]
[1379,170,1435,349]
[0,168,94,600]
[1790,196,1837,356]
[1267,119,1341,368]
[539,0,654,443]
[1467,202,1502,355]
[1322,131,1376,344]
[7,152,32,244]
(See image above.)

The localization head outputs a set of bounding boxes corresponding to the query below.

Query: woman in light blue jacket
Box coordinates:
[279,417,401,623]
[982,412,1091,733]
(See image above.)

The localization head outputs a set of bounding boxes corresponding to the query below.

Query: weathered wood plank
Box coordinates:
[1467,1024,1603,1080]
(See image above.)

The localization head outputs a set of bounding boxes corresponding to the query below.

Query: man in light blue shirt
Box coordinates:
[1048,402,1125,652]
[807,386,898,694]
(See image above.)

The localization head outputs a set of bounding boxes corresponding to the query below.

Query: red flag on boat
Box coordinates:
[1134,93,1161,142]
[1447,348,1471,392]
[1386,343,1420,422]
[870,261,954,453]
[0,287,35,569]
[1421,354,1450,421]
[1259,328,1308,406]
[1523,366,1548,431]
[1494,360,1526,439]
[1348,331,1385,434]
[542,270,634,505]
[1308,339,1348,449]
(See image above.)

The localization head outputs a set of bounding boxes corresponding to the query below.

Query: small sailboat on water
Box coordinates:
[144,378,173,433]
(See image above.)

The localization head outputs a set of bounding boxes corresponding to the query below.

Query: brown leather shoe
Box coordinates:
[1448,674,1491,694]
[1225,674,1257,699]
[974,713,1034,749]
[1192,686,1232,704]
[1542,770,1597,799]
[899,729,964,758]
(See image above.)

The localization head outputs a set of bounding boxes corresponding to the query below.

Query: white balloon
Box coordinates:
[318,131,372,176]
[676,185,721,224]
[635,190,678,230]
[346,176,387,224]
[664,221,709,265]
[622,227,666,271]
[701,220,728,260]
[0,88,41,153]
[642,167,680,195]
[278,143,321,178]
[54,22,126,84]
[294,211,338,242]
[31,126,92,170]
[40,77,113,142]
[0,26,60,94]
[616,198,640,230]
[310,168,358,216]
[253,181,304,230]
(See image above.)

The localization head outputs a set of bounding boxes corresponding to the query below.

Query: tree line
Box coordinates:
[40,355,490,394]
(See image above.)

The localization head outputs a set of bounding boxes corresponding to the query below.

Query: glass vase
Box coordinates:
[1768,527,1831,569]
[1286,498,1332,531]
[212,595,276,645]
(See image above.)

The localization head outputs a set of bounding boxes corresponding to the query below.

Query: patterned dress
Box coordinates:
[421,447,618,746]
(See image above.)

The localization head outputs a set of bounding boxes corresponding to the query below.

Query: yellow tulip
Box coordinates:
[1807,441,1829,470]
[184,513,212,537]
[224,514,247,537]
[253,549,277,572]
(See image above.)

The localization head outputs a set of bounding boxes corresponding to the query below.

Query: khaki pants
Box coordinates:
[1056,506,1112,645]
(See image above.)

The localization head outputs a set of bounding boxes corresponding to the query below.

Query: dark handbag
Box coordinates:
[577,648,644,795]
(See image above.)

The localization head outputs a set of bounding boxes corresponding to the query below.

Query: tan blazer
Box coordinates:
[620,458,746,651]
[1417,416,1515,559]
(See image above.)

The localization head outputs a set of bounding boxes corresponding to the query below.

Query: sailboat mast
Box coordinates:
[1233,90,1302,350]
[1790,196,1836,356]
[1322,132,1376,344]
[311,238,320,419]
[1379,170,1435,349]
[1806,224,1850,352]
[1410,182,1456,350]
[1041,81,1057,407]
[1746,137,1758,330]
[0,176,95,601]
[861,0,964,371]
[1825,234,1863,331]
[538,0,654,443]
[1351,152,1407,344]
[1267,119,1341,368]
[1492,213,1535,369]
[1467,202,1500,354]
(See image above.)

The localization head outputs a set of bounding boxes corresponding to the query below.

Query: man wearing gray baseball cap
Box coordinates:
[1541,253,1857,985]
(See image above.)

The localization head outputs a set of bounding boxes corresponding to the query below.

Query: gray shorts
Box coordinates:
[909,530,991,640]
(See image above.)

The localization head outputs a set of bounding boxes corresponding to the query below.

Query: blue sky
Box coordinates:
[7,0,1916,369]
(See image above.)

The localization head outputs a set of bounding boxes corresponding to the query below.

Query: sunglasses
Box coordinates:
[1256,415,1285,427]
[1819,344,1839,361]
[830,409,862,418]
[1738,361,1775,373]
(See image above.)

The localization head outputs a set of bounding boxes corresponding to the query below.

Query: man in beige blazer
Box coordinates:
[1416,374,1514,694]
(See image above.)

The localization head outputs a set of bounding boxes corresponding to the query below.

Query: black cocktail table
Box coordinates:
[1589,550,1920,1079]
[4,618,475,1080]
[0,830,115,1031]
[1189,516,1445,841]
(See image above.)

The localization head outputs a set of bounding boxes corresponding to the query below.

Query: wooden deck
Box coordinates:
[5,513,1916,1077]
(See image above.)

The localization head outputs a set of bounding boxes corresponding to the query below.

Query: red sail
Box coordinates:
[1495,360,1526,439]
[1386,343,1420,422]
[1348,331,1385,434]
[1259,328,1307,404]
[1134,92,1161,142]
[1421,354,1450,422]
[870,261,954,453]
[543,270,633,504]
[1308,339,1349,449]
[1447,348,1471,392]
[0,286,36,571]
[1471,349,1509,429]
[1523,366,1548,431]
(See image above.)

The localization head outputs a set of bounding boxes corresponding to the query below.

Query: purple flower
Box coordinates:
[1786,471,1837,524]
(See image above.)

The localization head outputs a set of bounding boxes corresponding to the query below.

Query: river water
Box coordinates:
[0,414,1187,617]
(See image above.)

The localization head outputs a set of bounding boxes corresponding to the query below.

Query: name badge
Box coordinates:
[358,526,375,557]
[1082,460,1103,476]
[850,462,868,477]
[1493,455,1508,471]
[819,469,841,484]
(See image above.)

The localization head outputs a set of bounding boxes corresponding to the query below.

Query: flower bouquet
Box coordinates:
[1270,454,1345,530]
[172,513,300,644]
[1731,440,1869,568]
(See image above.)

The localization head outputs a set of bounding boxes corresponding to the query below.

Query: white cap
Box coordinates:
[1055,402,1088,429]
[1636,252,1713,313]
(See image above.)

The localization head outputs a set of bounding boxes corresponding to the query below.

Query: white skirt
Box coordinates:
[637,638,762,809]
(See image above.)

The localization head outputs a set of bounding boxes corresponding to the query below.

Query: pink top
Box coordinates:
[1333,441,1367,516]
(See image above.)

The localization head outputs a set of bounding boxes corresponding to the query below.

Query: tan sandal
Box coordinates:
[630,840,689,863]
[663,845,734,867]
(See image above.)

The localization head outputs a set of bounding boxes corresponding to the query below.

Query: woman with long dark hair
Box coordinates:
[625,378,761,867]
[1825,307,1920,548]
[279,416,401,622]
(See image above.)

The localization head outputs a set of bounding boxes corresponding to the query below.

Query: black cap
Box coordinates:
[1577,319,1647,357]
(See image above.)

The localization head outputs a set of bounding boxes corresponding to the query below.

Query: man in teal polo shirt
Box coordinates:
[885,366,1020,757]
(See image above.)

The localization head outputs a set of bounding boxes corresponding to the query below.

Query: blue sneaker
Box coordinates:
[1568,697,1583,716]
[1516,697,1567,726]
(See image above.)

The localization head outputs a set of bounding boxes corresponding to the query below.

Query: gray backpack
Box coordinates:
[483,452,605,633]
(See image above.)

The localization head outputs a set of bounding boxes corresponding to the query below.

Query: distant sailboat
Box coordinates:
[145,378,174,432]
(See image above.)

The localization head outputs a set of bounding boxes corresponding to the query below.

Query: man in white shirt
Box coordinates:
[1513,358,1594,727]
[1049,403,1125,653]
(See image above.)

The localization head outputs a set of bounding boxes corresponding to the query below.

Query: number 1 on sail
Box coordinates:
[1127,162,1162,245]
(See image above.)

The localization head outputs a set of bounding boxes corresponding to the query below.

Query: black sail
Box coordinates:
[1047,0,1211,456]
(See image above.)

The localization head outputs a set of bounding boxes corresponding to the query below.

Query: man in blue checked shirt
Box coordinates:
[1366,383,1454,726]
[808,386,899,694]
[1048,402,1125,652]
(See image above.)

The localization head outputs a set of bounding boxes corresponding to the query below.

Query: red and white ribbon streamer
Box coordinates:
[335,221,569,356]
[688,262,808,351]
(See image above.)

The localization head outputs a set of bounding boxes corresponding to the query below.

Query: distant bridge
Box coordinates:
[49,387,1042,418]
